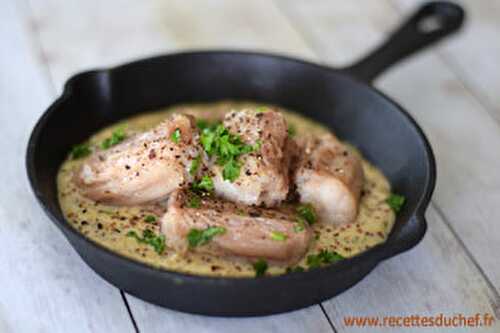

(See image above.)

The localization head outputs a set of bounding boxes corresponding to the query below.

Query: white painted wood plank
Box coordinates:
[278,0,422,73]
[127,301,333,333]
[27,0,330,331]
[275,0,396,67]
[277,0,500,330]
[0,1,135,332]
[397,0,500,122]
[29,0,315,91]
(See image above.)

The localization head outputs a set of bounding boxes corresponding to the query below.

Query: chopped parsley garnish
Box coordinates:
[189,155,201,176]
[387,193,405,213]
[287,124,297,137]
[200,126,217,152]
[196,119,219,130]
[222,158,241,182]
[294,222,305,233]
[253,139,262,151]
[171,128,181,143]
[306,250,344,269]
[101,127,127,149]
[187,226,226,248]
[144,215,157,223]
[196,119,210,130]
[286,266,305,273]
[126,229,165,254]
[270,231,287,241]
[70,143,92,159]
[297,204,317,225]
[187,194,201,208]
[191,175,214,193]
[200,124,259,182]
[253,259,268,277]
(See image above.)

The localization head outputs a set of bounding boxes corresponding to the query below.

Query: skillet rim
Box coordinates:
[26,49,436,284]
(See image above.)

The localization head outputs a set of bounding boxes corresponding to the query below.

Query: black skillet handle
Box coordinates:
[345,1,465,82]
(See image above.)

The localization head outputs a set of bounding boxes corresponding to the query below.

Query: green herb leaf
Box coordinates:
[187,194,201,208]
[387,193,405,213]
[287,124,297,137]
[196,119,209,130]
[306,254,322,269]
[189,155,201,176]
[297,204,317,225]
[286,266,305,273]
[218,133,238,157]
[191,175,214,193]
[187,226,226,248]
[306,250,344,269]
[270,231,287,241]
[222,158,241,182]
[127,229,165,254]
[200,128,216,154]
[144,215,157,223]
[127,230,139,239]
[101,127,127,149]
[196,119,220,131]
[294,221,305,233]
[70,143,92,159]
[253,259,268,277]
[199,123,258,182]
[171,128,181,144]
[319,249,343,263]
[253,139,262,152]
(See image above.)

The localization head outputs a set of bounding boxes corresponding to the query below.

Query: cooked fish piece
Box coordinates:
[211,109,290,207]
[161,190,312,264]
[75,114,202,205]
[294,134,364,225]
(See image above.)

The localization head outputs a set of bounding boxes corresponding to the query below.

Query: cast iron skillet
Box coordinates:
[27,2,464,316]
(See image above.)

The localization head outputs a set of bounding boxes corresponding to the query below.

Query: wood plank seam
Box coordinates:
[121,291,140,333]
[433,51,500,125]
[22,0,140,330]
[431,202,500,318]
[272,0,326,62]
[23,0,57,97]
[319,303,338,333]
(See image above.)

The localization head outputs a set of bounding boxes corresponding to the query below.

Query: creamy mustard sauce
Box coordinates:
[57,101,395,277]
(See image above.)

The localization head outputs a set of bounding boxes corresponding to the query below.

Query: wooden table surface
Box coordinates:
[1,0,499,332]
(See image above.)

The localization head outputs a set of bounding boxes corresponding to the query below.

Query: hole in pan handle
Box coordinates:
[344,1,465,83]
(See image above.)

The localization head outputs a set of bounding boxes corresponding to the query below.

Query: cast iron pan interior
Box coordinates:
[26,2,464,316]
